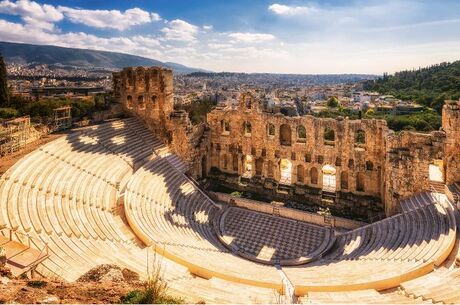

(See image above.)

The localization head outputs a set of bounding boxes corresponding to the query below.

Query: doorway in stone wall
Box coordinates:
[322,164,336,192]
[279,159,292,184]
[429,160,444,182]
[243,155,253,178]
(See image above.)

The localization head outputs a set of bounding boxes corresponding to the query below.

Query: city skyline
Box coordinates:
[0,0,459,74]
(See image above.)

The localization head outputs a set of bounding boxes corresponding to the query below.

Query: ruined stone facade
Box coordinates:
[114,67,460,218]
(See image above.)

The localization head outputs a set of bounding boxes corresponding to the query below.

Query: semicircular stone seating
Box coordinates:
[0,118,281,304]
[124,142,457,297]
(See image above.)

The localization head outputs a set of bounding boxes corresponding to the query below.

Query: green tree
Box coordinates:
[0,54,9,107]
[327,96,339,108]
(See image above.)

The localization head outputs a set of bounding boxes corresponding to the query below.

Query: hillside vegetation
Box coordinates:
[364,61,460,112]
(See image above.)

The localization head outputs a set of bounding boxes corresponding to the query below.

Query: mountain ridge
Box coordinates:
[0,41,208,74]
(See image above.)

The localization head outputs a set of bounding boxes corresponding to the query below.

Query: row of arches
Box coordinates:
[220,120,366,146]
[225,155,366,192]
[126,95,157,110]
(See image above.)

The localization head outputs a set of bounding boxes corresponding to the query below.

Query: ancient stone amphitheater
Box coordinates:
[1,67,460,304]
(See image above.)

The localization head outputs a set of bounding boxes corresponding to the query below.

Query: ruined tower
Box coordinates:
[443,100,460,184]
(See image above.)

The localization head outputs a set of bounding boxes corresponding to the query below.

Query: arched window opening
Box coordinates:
[297,125,306,143]
[310,167,318,185]
[245,97,252,109]
[151,95,157,103]
[429,160,444,182]
[243,155,253,178]
[267,123,275,137]
[366,161,374,171]
[280,159,292,184]
[341,171,348,189]
[348,159,354,169]
[357,173,365,192]
[232,154,239,172]
[355,129,366,145]
[221,120,230,134]
[335,157,342,167]
[297,164,305,183]
[243,121,252,136]
[255,158,263,176]
[324,127,335,143]
[322,164,336,192]
[223,155,228,170]
[280,124,292,146]
[126,95,133,109]
[267,160,274,178]
[138,95,145,110]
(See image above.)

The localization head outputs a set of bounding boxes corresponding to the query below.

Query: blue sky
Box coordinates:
[0,0,459,73]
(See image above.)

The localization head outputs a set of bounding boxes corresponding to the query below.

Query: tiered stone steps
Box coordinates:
[283,201,456,295]
[401,267,460,304]
[0,118,279,303]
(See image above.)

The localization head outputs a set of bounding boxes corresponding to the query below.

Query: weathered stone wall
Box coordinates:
[443,101,460,184]
[206,93,387,217]
[383,130,446,215]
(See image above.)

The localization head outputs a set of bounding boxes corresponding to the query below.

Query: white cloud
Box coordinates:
[58,7,159,30]
[228,32,275,43]
[0,0,63,30]
[161,19,198,42]
[208,43,232,49]
[203,25,213,31]
[268,4,317,16]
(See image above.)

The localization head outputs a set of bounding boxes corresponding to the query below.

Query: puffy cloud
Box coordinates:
[203,25,213,31]
[228,32,275,43]
[268,4,317,16]
[58,7,160,30]
[0,0,63,30]
[161,19,198,42]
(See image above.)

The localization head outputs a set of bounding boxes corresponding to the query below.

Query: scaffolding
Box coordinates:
[52,106,72,132]
[0,116,40,156]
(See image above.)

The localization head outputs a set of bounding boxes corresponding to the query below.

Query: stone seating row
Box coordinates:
[0,119,279,303]
[300,289,429,304]
[400,267,460,304]
[400,192,436,212]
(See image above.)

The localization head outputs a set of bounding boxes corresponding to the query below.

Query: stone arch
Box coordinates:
[355,129,366,144]
[267,160,274,178]
[151,95,157,103]
[232,154,239,172]
[126,95,133,109]
[280,124,292,146]
[243,121,252,136]
[429,159,444,182]
[357,172,365,192]
[322,164,337,192]
[341,171,348,189]
[267,123,275,136]
[221,120,230,133]
[243,155,253,177]
[222,154,228,169]
[297,125,306,142]
[255,158,263,176]
[366,161,374,171]
[280,159,292,184]
[310,167,318,185]
[297,164,305,183]
[324,127,335,142]
[138,95,145,110]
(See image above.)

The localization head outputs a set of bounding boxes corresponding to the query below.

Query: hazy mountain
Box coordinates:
[0,41,208,74]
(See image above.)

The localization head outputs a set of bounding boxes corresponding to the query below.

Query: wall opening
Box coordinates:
[232,154,238,172]
[126,95,133,109]
[297,164,304,183]
[267,160,274,178]
[243,121,252,136]
[267,123,275,137]
[279,159,292,184]
[357,172,365,192]
[255,158,263,176]
[429,160,444,182]
[221,120,230,134]
[341,171,348,189]
[324,127,335,144]
[310,167,318,185]
[201,156,207,178]
[138,95,145,110]
[355,129,366,145]
[243,155,253,178]
[322,164,336,192]
[280,124,292,146]
[297,125,306,143]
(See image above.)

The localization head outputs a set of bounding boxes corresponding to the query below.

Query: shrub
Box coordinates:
[0,107,18,119]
